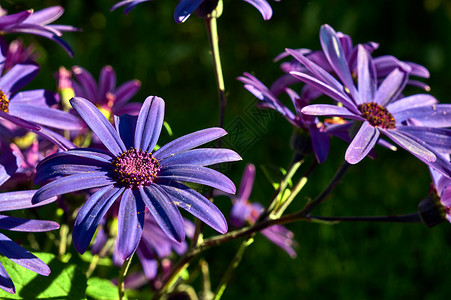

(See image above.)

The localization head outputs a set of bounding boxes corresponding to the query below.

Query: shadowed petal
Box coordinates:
[114,114,137,149]
[134,96,164,152]
[159,181,228,234]
[237,164,256,201]
[301,104,364,120]
[0,233,50,275]
[158,165,236,194]
[140,185,185,243]
[397,127,451,153]
[373,68,408,107]
[70,97,126,156]
[392,104,451,127]
[0,216,59,232]
[73,185,124,254]
[174,0,204,23]
[387,94,437,114]
[0,63,39,94]
[117,189,145,260]
[345,121,380,164]
[242,0,273,20]
[114,80,141,106]
[0,190,56,212]
[154,128,227,160]
[32,172,114,205]
[0,111,40,131]
[71,66,98,103]
[99,66,116,101]
[0,263,15,294]
[160,148,241,167]
[356,45,376,104]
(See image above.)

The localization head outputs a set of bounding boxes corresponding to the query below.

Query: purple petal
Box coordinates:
[242,0,273,20]
[345,122,380,164]
[309,125,330,163]
[301,104,364,120]
[70,97,126,156]
[173,0,204,23]
[0,215,59,232]
[160,148,241,167]
[139,185,185,243]
[25,6,63,25]
[261,225,297,258]
[237,164,256,201]
[0,232,50,275]
[356,45,376,104]
[114,114,138,149]
[0,263,15,294]
[159,181,228,234]
[0,111,40,131]
[114,80,141,107]
[0,62,39,94]
[72,66,98,103]
[98,66,116,101]
[73,185,123,254]
[392,104,451,128]
[230,201,251,228]
[0,10,32,28]
[158,165,236,194]
[33,126,75,151]
[373,68,408,107]
[111,0,152,14]
[319,25,358,100]
[117,189,144,260]
[134,96,165,152]
[0,190,56,212]
[0,144,22,186]
[32,173,114,205]
[136,247,158,280]
[386,94,438,114]
[154,128,227,160]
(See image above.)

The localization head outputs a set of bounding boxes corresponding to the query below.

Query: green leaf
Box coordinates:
[260,164,289,190]
[86,277,119,300]
[0,252,87,299]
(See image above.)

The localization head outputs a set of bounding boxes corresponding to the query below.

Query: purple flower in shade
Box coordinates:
[111,0,279,23]
[228,164,297,258]
[32,96,241,260]
[0,6,78,56]
[289,25,451,177]
[0,188,59,294]
[71,65,142,118]
[428,163,451,224]
[0,37,38,74]
[0,140,23,187]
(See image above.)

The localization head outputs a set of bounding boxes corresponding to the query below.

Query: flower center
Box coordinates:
[358,102,396,129]
[112,147,160,189]
[0,89,9,113]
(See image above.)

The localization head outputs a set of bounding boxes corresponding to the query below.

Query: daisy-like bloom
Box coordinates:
[0,37,38,74]
[71,65,142,118]
[32,96,241,260]
[0,188,59,294]
[111,0,279,23]
[227,164,297,258]
[427,162,451,224]
[290,25,451,177]
[0,5,78,56]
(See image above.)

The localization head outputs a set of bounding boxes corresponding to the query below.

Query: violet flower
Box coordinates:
[71,65,142,117]
[429,166,451,223]
[0,189,59,294]
[33,96,241,260]
[0,5,78,56]
[111,0,279,23]
[228,164,297,258]
[290,25,451,177]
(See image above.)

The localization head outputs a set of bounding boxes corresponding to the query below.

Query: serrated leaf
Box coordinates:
[0,252,87,299]
[86,277,119,300]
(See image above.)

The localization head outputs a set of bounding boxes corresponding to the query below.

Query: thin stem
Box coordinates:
[118,254,134,300]
[310,213,422,223]
[272,176,308,218]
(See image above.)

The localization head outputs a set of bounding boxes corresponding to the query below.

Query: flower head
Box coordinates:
[290,25,451,177]
[0,188,59,294]
[33,96,241,260]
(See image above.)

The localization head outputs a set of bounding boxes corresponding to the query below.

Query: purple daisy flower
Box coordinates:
[71,65,142,117]
[228,164,297,258]
[429,164,451,223]
[111,0,279,23]
[0,5,78,56]
[0,188,59,294]
[290,25,451,177]
[32,96,241,260]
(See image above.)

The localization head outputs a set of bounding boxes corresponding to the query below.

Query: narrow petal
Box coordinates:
[114,80,141,106]
[70,97,126,156]
[173,0,204,23]
[397,126,451,153]
[0,263,15,294]
[114,114,137,149]
[0,190,56,212]
[117,189,145,259]
[158,165,236,194]
[373,68,408,107]
[0,111,40,131]
[0,232,50,275]
[33,126,75,151]
[71,66,98,103]
[242,0,273,20]
[386,94,438,114]
[237,164,256,201]
[32,173,114,205]
[301,104,364,120]
[98,66,116,101]
[356,45,376,104]
[154,128,227,160]
[160,148,241,167]
[73,185,123,254]
[140,185,185,243]
[134,96,165,152]
[392,104,451,128]
[159,181,228,234]
[0,63,39,94]
[345,122,380,164]
[0,216,59,232]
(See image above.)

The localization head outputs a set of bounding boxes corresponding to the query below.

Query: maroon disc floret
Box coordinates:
[0,90,9,113]
[358,102,396,129]
[112,147,160,188]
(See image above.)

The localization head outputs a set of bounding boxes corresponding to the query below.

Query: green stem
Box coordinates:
[118,254,134,300]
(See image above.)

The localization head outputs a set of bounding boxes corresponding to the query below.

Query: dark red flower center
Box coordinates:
[112,147,160,189]
[358,102,396,129]
[0,89,9,113]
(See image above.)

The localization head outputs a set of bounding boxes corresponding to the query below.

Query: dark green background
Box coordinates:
[3,0,451,299]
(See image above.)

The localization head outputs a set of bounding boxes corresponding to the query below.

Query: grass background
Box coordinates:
[3,0,451,299]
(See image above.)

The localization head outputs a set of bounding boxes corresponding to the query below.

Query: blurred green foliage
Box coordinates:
[2,0,451,299]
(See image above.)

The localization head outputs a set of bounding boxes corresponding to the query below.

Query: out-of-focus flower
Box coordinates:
[228,164,297,258]
[71,65,142,118]
[291,25,451,177]
[33,96,241,260]
[0,6,78,56]
[0,188,59,294]
[0,37,38,73]
[111,0,280,23]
